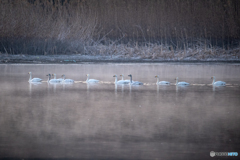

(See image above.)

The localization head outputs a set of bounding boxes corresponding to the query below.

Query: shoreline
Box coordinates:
[1,54,240,64]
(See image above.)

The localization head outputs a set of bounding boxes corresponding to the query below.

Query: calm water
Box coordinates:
[0,63,240,160]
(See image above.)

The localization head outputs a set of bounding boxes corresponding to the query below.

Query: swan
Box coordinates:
[46,74,61,83]
[155,75,170,85]
[113,75,129,84]
[86,74,99,83]
[61,74,74,83]
[211,76,226,86]
[28,72,42,82]
[119,74,131,83]
[128,74,143,85]
[175,77,189,85]
[52,73,64,81]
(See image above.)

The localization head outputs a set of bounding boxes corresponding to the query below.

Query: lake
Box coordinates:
[0,63,240,160]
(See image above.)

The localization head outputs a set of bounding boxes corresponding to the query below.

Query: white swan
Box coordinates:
[211,76,226,86]
[46,74,61,83]
[86,74,99,83]
[119,74,131,83]
[155,75,170,85]
[175,77,189,85]
[28,72,42,82]
[128,74,143,85]
[61,74,74,83]
[52,73,64,81]
[113,75,129,84]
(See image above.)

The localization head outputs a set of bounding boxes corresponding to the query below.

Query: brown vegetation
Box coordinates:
[0,0,239,59]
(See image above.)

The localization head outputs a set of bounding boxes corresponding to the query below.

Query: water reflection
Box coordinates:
[1,63,240,160]
[212,85,216,92]
[29,82,42,95]
[114,84,118,95]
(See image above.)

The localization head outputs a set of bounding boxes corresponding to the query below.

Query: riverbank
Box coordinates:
[0,54,240,64]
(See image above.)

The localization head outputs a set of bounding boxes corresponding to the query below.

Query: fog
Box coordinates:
[0,63,240,159]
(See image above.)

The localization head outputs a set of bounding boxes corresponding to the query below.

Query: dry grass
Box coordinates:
[79,41,240,60]
[0,0,239,59]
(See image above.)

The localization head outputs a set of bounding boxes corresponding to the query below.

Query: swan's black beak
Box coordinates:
[128,74,131,77]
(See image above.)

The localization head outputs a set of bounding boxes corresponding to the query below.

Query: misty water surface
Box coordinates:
[0,63,240,160]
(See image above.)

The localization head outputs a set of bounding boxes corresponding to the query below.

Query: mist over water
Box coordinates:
[0,63,240,160]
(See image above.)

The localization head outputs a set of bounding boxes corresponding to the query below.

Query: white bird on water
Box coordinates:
[155,75,170,85]
[86,74,99,83]
[175,77,189,85]
[61,74,74,83]
[46,74,61,83]
[52,73,64,81]
[28,72,42,82]
[119,74,131,83]
[128,74,143,85]
[211,76,226,86]
[113,75,129,84]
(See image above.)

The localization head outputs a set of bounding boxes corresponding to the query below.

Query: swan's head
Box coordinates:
[175,77,179,80]
[128,74,132,77]
[120,74,124,77]
[52,74,56,76]
[28,72,32,74]
[61,74,65,77]
[113,75,117,77]
[155,75,159,78]
[211,76,215,79]
[86,74,90,77]
[46,74,51,77]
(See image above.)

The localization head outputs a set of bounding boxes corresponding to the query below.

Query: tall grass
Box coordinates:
[0,0,239,58]
[0,0,99,55]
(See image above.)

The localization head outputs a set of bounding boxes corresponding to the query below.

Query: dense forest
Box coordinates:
[0,0,240,59]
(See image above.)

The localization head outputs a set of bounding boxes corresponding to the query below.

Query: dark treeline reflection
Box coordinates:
[0,0,240,56]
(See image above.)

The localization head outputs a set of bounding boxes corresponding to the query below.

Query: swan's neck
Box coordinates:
[121,76,124,80]
[86,76,89,81]
[54,75,56,79]
[63,75,66,80]
[29,74,32,81]
[156,77,159,84]
[175,79,178,85]
[130,76,132,83]
[48,75,51,82]
[115,77,118,83]
[212,78,215,84]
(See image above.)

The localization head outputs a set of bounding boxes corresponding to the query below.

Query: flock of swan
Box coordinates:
[28,72,226,86]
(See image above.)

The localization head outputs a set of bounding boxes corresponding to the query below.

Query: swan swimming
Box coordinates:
[46,74,61,83]
[28,72,42,82]
[155,75,170,85]
[86,74,99,83]
[128,74,143,85]
[211,76,226,86]
[52,73,64,81]
[113,75,129,84]
[175,77,189,85]
[119,74,131,83]
[61,74,74,83]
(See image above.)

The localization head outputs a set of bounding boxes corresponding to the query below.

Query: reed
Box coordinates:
[0,0,239,58]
